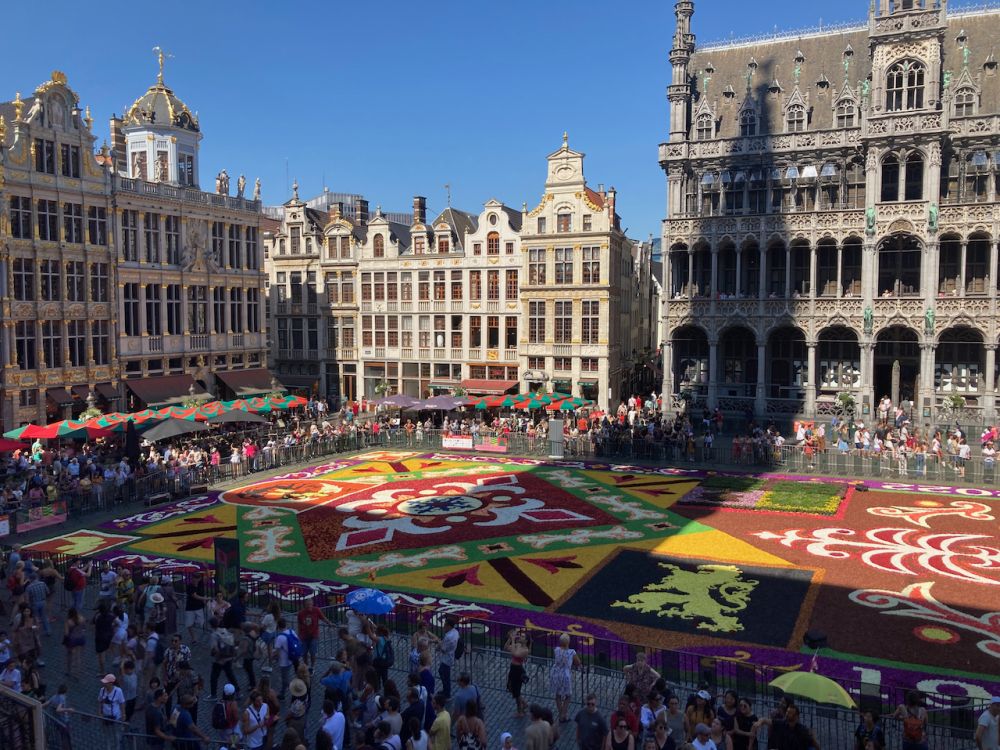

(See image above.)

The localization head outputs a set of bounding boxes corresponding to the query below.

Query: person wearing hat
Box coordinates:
[976,697,1000,750]
[285,678,309,738]
[685,692,715,742]
[214,684,242,747]
[98,673,126,745]
[690,723,715,750]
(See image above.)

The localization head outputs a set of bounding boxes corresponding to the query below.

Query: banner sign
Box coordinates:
[442,435,474,450]
[18,501,67,533]
[213,537,241,599]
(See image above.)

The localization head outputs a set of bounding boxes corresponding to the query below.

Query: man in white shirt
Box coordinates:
[321,699,346,750]
[242,690,269,750]
[0,659,22,692]
[976,697,1000,750]
[436,617,459,699]
[272,617,294,699]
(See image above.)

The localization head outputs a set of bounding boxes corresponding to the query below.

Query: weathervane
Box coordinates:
[152,46,173,84]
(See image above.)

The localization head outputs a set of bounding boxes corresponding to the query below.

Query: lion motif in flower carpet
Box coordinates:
[612,563,759,633]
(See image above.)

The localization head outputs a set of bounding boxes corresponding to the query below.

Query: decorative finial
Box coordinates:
[13,91,23,121]
[84,105,93,130]
[562,131,568,147]
[292,179,299,201]
[376,204,382,216]
[152,46,172,84]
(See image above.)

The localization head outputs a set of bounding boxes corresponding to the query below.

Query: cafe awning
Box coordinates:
[125,374,210,408]
[70,383,119,401]
[278,375,316,390]
[215,368,279,397]
[460,379,518,396]
[46,388,74,406]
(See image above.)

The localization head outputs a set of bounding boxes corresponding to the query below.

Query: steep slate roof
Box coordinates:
[500,205,523,231]
[432,207,479,241]
[686,10,1000,139]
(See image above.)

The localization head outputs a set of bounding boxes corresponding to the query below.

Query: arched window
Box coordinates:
[786,105,806,132]
[373,233,385,257]
[835,101,856,128]
[487,231,500,255]
[739,109,757,137]
[954,88,976,117]
[886,60,925,111]
[904,152,924,201]
[881,153,900,202]
[696,114,714,141]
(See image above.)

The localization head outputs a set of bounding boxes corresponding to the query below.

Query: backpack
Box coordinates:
[902,714,924,742]
[283,630,302,662]
[152,635,166,666]
[213,635,236,661]
[6,575,18,592]
[453,635,465,660]
[373,637,395,669]
[211,700,229,730]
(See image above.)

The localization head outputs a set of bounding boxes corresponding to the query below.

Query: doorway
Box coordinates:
[874,326,920,405]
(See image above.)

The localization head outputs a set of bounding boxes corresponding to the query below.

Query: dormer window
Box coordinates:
[786,105,806,132]
[836,101,856,128]
[556,214,572,233]
[954,87,977,117]
[886,60,925,111]
[696,113,714,141]
[414,236,425,254]
[437,236,450,254]
[739,110,757,137]
[373,233,385,258]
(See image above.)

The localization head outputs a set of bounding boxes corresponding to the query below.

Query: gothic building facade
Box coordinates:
[660,0,1000,422]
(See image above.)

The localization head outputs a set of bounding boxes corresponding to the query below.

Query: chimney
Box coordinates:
[329,202,343,222]
[607,186,618,230]
[412,195,427,226]
[109,116,126,174]
[354,198,369,226]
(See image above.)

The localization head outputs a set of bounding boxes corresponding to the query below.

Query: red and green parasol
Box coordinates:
[4,420,114,440]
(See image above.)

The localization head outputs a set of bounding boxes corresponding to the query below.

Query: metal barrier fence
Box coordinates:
[1,685,42,750]
[3,546,986,750]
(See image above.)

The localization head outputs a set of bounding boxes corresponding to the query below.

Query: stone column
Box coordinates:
[710,248,719,297]
[758,244,767,300]
[784,245,792,296]
[861,342,876,410]
[991,240,999,300]
[959,240,968,297]
[920,343,936,414]
[687,250,694,296]
[836,244,843,298]
[139,285,148,335]
[707,339,718,407]
[755,342,767,416]
[805,340,817,414]
[809,244,818,299]
[735,249,742,297]
[986,345,997,421]
[661,340,673,399]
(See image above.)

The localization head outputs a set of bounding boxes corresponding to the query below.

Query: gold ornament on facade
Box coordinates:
[84,105,93,130]
[12,92,24,121]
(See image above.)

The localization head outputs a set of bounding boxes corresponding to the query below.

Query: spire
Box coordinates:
[292,179,299,201]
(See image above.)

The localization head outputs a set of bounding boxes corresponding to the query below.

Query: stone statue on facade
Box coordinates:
[236,174,246,198]
[860,78,871,100]
[252,177,261,202]
[866,206,876,236]
[215,172,222,194]
[928,202,939,232]
[863,305,873,334]
[220,170,230,195]
[943,70,953,90]
[925,307,935,335]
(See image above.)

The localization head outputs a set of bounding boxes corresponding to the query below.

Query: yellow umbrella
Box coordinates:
[769,671,856,709]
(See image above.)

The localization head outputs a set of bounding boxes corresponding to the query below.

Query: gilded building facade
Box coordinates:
[660,0,1000,422]
[265,138,657,410]
[0,64,268,430]
[0,72,118,429]
[110,67,268,409]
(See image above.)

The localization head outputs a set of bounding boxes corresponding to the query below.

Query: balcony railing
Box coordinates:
[232,334,244,348]
[146,336,163,353]
[467,349,482,360]
[504,350,518,362]
[450,348,464,360]
[433,348,445,359]
[114,175,261,213]
[189,334,210,350]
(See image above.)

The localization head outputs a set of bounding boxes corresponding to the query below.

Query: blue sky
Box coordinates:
[1,1,867,235]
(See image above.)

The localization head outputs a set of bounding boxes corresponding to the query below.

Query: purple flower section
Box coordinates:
[679,486,766,509]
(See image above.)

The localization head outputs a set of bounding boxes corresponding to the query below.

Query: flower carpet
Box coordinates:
[24,451,1000,698]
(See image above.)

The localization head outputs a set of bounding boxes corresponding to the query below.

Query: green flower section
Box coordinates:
[757,480,847,514]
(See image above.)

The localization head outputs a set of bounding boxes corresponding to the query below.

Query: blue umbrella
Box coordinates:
[346,587,395,615]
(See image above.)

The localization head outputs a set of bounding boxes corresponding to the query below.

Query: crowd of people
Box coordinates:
[2,544,998,750]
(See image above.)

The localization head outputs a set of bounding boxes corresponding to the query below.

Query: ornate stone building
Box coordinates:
[110,62,268,409]
[265,137,656,410]
[0,72,118,429]
[660,0,1000,422]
